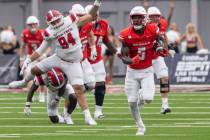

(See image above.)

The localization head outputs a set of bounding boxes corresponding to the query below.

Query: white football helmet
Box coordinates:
[130,6,147,30]
[147,6,161,16]
[71,4,86,16]
[46,10,64,29]
[26,16,39,32]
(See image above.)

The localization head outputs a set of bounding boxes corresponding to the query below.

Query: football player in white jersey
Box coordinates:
[11,0,102,125]
[24,68,77,124]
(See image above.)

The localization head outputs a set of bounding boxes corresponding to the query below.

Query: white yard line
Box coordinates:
[1,118,210,121]
[0,106,210,109]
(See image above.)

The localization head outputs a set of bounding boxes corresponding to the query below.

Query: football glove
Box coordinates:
[168,43,176,58]
[131,54,141,65]
[157,47,169,57]
[94,0,101,6]
[90,46,97,61]
[116,47,122,59]
[20,57,31,75]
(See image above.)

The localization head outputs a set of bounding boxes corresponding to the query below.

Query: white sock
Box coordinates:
[95,105,102,112]
[162,97,169,108]
[58,115,65,123]
[129,102,145,128]
[83,109,91,118]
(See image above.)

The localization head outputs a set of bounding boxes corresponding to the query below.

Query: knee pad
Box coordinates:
[160,77,169,93]
[49,116,59,123]
[67,94,77,114]
[95,82,106,106]
[84,82,95,91]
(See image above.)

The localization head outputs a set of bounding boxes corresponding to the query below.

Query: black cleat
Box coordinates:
[161,108,171,114]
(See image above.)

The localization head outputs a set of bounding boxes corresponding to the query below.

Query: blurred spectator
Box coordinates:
[0,25,20,54]
[103,26,121,84]
[6,25,20,53]
[181,23,205,53]
[166,22,181,53]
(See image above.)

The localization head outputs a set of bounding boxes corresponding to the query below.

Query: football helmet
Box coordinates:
[147,7,161,24]
[46,10,64,29]
[71,4,86,16]
[130,6,147,30]
[47,68,65,90]
[26,16,39,33]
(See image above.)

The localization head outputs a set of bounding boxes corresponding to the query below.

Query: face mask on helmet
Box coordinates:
[46,68,65,91]
[46,10,64,29]
[130,15,146,30]
[149,15,160,24]
[26,16,39,33]
[27,23,38,33]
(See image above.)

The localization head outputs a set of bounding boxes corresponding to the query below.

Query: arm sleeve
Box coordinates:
[35,40,49,55]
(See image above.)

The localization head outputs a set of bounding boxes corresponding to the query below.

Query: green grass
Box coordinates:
[0,91,210,140]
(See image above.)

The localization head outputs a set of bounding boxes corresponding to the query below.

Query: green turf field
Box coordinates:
[0,92,210,140]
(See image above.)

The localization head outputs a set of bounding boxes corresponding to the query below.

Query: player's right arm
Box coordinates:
[120,42,132,64]
[77,0,101,27]
[30,37,50,62]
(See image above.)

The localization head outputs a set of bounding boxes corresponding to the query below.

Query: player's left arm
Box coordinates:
[103,32,117,54]
[167,0,175,27]
[77,0,101,27]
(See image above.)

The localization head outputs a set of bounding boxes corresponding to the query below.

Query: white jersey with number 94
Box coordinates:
[40,13,83,62]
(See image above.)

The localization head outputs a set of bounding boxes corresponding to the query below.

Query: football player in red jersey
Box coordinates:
[20,16,47,103]
[71,4,96,91]
[23,68,77,124]
[119,6,168,135]
[148,6,174,114]
[85,5,117,119]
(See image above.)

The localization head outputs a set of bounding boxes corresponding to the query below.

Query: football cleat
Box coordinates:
[85,116,97,125]
[94,111,105,119]
[161,108,171,114]
[136,126,146,136]
[64,114,74,125]
[24,106,32,116]
[9,80,27,88]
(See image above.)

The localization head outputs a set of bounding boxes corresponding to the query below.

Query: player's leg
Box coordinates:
[107,55,114,84]
[125,68,145,136]
[81,59,96,91]
[63,84,77,125]
[47,91,64,124]
[63,62,96,125]
[38,86,46,102]
[154,57,171,114]
[91,60,106,119]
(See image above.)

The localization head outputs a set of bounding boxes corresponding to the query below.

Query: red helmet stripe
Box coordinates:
[70,13,76,22]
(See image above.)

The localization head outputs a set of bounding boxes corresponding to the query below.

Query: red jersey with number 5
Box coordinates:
[79,22,93,61]
[119,23,158,69]
[21,29,44,55]
[87,19,109,64]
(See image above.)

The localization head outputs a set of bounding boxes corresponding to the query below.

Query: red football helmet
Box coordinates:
[46,10,64,29]
[47,68,65,90]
